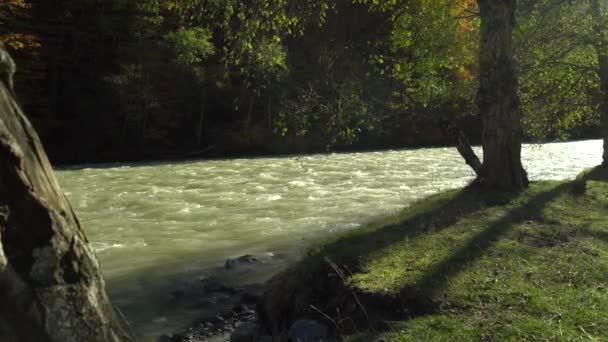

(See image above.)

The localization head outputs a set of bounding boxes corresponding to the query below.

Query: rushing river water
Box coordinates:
[55,140,602,340]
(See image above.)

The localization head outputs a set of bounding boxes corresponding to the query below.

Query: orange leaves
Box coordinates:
[0,33,41,51]
[455,64,475,80]
[449,0,479,81]
[0,0,31,18]
[0,0,30,9]
[1,0,40,51]
[454,0,478,33]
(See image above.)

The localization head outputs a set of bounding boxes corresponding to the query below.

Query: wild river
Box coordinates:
[55,139,602,340]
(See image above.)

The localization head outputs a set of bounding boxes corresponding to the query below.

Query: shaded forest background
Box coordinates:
[1,0,602,164]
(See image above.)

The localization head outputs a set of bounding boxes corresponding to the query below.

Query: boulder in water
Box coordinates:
[288,320,328,342]
[225,254,260,269]
[230,321,260,342]
[158,334,173,342]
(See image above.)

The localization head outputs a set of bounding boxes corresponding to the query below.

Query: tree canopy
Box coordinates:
[0,0,604,163]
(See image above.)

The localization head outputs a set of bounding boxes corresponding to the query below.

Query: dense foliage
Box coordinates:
[516,0,600,141]
[0,0,603,163]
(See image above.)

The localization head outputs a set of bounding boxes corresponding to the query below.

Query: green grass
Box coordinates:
[295,167,608,341]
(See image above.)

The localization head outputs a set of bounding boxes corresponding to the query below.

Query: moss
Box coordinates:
[262,166,608,340]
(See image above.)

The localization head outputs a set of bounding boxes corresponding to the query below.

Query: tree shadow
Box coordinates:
[581,165,608,182]
[317,185,519,267]
[288,179,592,337]
[260,185,521,333]
[334,175,605,338]
[580,228,608,245]
[410,181,573,298]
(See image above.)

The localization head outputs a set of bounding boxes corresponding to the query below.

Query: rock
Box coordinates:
[158,334,173,342]
[288,320,328,342]
[171,289,186,300]
[232,304,249,313]
[230,322,260,342]
[0,44,133,342]
[171,333,190,342]
[241,292,261,304]
[209,315,226,324]
[203,279,236,293]
[197,298,217,306]
[225,255,260,269]
[258,336,272,342]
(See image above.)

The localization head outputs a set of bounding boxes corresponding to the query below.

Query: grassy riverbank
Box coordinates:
[261,166,608,340]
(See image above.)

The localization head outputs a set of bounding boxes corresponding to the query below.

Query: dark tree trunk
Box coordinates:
[196,90,206,146]
[445,122,482,176]
[598,53,608,167]
[267,95,273,130]
[0,44,132,342]
[591,0,608,166]
[247,95,254,127]
[476,0,529,189]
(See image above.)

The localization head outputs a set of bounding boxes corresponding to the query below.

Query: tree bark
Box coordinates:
[590,0,608,166]
[0,44,132,342]
[267,95,273,130]
[196,90,206,147]
[445,122,482,176]
[477,0,529,189]
[598,53,608,167]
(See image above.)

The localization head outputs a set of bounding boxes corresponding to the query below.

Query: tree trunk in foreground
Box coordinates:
[477,0,529,189]
[590,0,608,166]
[0,44,132,342]
[598,53,608,167]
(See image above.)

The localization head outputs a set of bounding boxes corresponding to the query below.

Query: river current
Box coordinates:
[55,140,602,340]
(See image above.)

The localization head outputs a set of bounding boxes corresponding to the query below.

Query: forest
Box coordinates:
[1,0,605,163]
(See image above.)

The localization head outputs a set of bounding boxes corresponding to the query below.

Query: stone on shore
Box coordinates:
[230,321,260,342]
[288,320,328,342]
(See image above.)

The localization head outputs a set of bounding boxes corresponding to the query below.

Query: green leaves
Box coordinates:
[516,0,601,141]
[165,27,215,80]
[372,0,479,120]
[276,79,376,147]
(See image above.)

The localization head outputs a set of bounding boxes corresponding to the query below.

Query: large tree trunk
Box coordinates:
[591,0,608,166]
[598,53,608,167]
[477,0,529,189]
[0,44,132,342]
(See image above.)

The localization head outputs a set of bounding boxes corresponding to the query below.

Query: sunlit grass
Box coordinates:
[296,167,608,341]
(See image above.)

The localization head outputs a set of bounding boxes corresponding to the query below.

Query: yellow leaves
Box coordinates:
[455,65,475,81]
[0,33,41,51]
[0,0,32,19]
[454,0,479,33]
[162,1,178,11]
[0,0,31,9]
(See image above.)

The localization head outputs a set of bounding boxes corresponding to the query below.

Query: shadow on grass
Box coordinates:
[412,181,573,297]
[283,176,602,337]
[260,166,607,337]
[581,165,608,182]
[317,187,519,267]
[411,167,606,298]
[580,228,608,244]
[261,186,521,333]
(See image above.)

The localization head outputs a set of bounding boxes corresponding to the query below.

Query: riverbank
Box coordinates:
[257,166,608,340]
